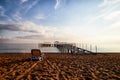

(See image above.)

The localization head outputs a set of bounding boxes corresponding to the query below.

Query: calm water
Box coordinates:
[0,43,60,53]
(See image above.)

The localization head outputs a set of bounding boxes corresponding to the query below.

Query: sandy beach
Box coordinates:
[0,53,120,80]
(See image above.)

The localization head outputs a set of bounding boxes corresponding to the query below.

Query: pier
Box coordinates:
[38,41,97,54]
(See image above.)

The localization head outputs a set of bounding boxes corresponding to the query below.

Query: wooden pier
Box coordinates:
[54,43,93,54]
[38,42,96,54]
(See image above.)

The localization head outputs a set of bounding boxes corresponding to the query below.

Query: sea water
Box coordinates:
[0,43,60,53]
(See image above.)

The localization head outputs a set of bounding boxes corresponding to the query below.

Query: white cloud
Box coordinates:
[0,5,14,23]
[11,11,23,22]
[99,0,120,7]
[21,0,28,3]
[34,14,46,20]
[102,11,120,20]
[54,0,61,10]
[0,36,41,43]
[18,21,57,39]
[24,0,39,14]
[95,0,120,18]
[91,10,120,22]
[0,6,5,16]
[0,36,12,40]
[109,21,120,28]
[0,21,57,40]
[89,0,120,23]
[0,6,8,18]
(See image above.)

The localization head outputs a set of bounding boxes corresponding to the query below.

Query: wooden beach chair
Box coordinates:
[31,49,44,61]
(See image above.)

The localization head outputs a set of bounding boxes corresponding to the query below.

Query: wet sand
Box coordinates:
[0,53,120,80]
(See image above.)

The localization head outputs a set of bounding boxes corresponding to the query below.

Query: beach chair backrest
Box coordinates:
[31,49,41,57]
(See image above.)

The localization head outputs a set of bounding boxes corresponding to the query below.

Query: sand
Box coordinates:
[0,53,120,80]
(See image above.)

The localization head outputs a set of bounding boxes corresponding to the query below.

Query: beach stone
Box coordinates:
[27,74,31,80]
[52,73,59,79]
[12,71,16,77]
[91,72,97,79]
[72,77,79,80]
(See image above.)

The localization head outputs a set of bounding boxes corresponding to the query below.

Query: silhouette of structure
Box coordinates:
[38,41,97,54]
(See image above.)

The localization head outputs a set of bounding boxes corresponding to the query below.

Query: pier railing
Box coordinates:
[38,42,97,54]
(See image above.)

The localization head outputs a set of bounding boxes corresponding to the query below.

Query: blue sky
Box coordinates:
[0,0,120,52]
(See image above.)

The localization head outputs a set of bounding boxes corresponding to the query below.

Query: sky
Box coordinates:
[0,0,120,52]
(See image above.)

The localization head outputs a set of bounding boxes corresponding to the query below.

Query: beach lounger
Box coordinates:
[31,49,44,61]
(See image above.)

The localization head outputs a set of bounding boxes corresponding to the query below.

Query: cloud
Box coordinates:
[0,36,14,43]
[20,0,28,3]
[0,24,21,31]
[99,0,120,7]
[0,35,41,43]
[0,0,39,23]
[11,11,23,22]
[34,14,46,20]
[0,1,25,23]
[0,6,5,16]
[90,10,120,23]
[102,11,120,20]
[54,0,61,10]
[17,35,44,39]
[0,6,9,18]
[89,0,120,23]
[24,0,39,14]
[0,21,57,40]
[0,23,37,33]
[0,5,15,23]
[98,0,120,16]
[109,21,120,29]
[0,36,11,40]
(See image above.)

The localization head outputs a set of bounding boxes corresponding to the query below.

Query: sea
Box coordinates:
[0,43,60,53]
